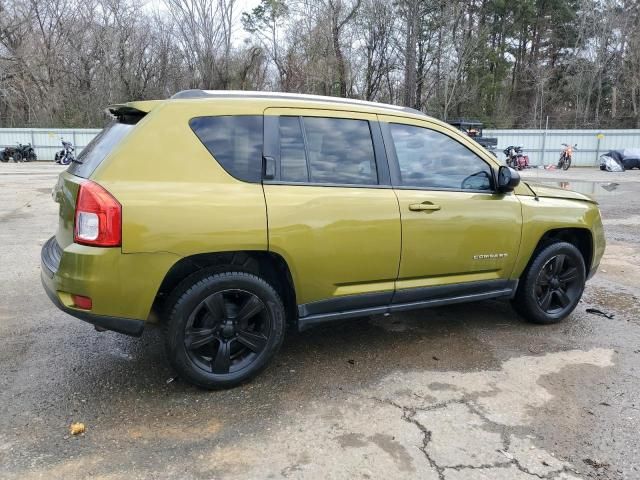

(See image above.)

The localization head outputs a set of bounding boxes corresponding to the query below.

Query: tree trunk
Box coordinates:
[403,1,418,108]
[332,23,347,97]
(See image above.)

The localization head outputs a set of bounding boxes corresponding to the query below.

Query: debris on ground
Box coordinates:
[586,308,614,319]
[529,344,546,354]
[69,422,86,436]
[600,182,620,192]
[498,449,514,460]
[583,458,610,469]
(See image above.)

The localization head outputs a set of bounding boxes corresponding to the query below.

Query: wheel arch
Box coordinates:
[154,251,297,325]
[520,227,593,278]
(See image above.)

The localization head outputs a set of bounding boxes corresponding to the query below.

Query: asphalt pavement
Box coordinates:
[1,163,639,480]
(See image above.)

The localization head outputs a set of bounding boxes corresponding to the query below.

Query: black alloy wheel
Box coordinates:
[165,271,285,389]
[513,241,586,324]
[184,289,270,375]
[534,253,581,315]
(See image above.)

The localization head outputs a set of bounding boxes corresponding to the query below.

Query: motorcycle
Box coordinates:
[0,146,14,162]
[503,145,529,170]
[557,143,577,170]
[54,139,75,165]
[16,143,37,162]
[0,143,36,162]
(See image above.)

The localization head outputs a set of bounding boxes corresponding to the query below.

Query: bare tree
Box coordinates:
[0,0,638,128]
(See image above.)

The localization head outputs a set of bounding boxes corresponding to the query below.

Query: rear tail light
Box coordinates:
[74,181,121,247]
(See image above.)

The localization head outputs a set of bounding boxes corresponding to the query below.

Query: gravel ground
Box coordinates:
[1,163,639,480]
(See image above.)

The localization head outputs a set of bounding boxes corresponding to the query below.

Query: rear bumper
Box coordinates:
[41,272,144,336]
[40,236,180,336]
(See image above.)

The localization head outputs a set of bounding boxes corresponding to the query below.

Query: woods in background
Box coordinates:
[0,0,638,128]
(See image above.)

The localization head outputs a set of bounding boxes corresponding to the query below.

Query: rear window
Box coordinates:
[189,116,263,183]
[67,121,136,178]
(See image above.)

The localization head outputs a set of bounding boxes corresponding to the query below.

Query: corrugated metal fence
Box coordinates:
[0,128,101,161]
[485,129,640,166]
[1,127,639,165]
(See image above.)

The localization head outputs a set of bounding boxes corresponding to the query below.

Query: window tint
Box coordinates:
[279,117,308,182]
[190,116,263,182]
[67,121,136,178]
[389,124,493,191]
[302,117,377,185]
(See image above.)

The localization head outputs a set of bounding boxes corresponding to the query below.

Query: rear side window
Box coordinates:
[276,116,378,185]
[190,116,263,182]
[279,117,308,182]
[303,117,377,185]
[67,121,135,178]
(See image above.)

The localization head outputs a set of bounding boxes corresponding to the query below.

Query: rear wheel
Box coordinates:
[13,152,22,162]
[513,242,586,324]
[165,271,286,389]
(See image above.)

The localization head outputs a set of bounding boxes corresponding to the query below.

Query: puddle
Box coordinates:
[537,181,620,197]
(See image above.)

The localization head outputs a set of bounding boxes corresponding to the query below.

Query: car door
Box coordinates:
[378,116,523,303]
[262,108,401,323]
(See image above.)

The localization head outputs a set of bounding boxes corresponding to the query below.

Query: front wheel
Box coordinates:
[165,271,286,389]
[13,152,22,162]
[562,157,571,170]
[512,242,586,324]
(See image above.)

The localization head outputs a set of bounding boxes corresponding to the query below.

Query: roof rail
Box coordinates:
[170,89,425,116]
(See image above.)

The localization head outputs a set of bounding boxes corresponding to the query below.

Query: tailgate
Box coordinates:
[52,171,84,249]
[51,105,151,249]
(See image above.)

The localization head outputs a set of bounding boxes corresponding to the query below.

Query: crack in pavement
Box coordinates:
[402,408,446,480]
[348,390,582,480]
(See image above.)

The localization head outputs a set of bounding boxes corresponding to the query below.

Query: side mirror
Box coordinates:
[497,165,520,192]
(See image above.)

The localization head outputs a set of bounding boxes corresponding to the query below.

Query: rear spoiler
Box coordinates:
[106,100,162,123]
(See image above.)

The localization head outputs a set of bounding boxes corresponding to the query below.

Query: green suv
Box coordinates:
[41,90,605,388]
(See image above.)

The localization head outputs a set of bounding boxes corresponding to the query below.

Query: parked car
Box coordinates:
[41,90,605,389]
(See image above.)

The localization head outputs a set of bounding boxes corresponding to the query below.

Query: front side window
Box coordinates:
[389,124,493,191]
[190,115,263,182]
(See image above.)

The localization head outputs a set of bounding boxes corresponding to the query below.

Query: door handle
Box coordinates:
[409,202,441,212]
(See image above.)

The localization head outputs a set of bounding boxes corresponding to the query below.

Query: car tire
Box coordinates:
[512,242,586,325]
[165,271,286,389]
